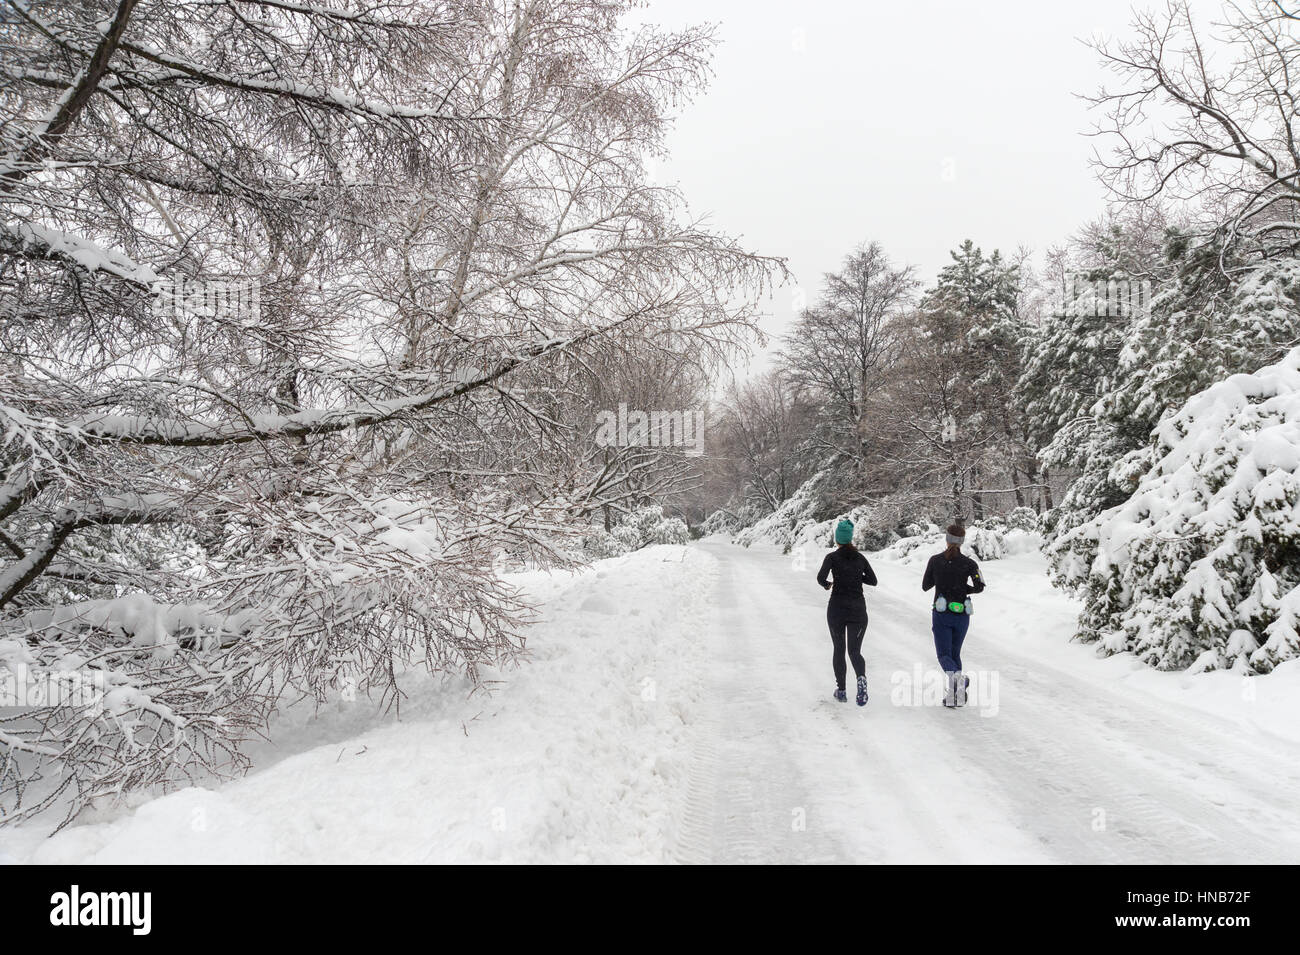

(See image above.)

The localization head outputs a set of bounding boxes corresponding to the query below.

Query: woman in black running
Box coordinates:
[816,519,878,705]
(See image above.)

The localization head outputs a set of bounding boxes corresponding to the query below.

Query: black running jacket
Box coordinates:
[817,546,878,615]
[921,551,985,603]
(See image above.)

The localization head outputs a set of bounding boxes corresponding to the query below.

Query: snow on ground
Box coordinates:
[4,540,1300,864]
[2,545,716,864]
[673,541,1300,863]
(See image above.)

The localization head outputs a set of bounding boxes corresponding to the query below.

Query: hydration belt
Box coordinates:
[934,594,972,615]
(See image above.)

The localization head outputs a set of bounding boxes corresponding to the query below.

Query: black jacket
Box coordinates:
[921,551,985,603]
[817,546,877,616]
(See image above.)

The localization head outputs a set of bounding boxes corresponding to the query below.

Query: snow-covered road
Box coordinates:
[8,539,1300,864]
[676,540,1300,864]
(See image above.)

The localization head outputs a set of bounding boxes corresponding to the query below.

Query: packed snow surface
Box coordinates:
[4,542,1299,864]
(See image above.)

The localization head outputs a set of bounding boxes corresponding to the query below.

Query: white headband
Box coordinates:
[945,532,964,545]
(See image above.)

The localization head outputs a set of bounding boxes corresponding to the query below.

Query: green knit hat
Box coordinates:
[834,519,854,545]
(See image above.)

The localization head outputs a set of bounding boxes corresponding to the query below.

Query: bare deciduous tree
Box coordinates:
[779,241,917,481]
[1088,0,1300,263]
[708,370,817,514]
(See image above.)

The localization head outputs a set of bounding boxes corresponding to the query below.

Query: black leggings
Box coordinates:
[827,607,867,691]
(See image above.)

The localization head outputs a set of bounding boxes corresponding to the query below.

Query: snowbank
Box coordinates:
[4,545,717,864]
[730,471,907,553]
[729,470,1044,562]
[579,504,690,560]
[876,523,1041,565]
[732,474,828,551]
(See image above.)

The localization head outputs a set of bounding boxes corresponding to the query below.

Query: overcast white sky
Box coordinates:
[632,0,1167,365]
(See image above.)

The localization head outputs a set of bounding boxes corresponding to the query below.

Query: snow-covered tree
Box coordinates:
[1021,208,1176,523]
[864,242,1026,522]
[0,0,775,823]
[1039,0,1300,547]
[1043,238,1300,540]
[1049,346,1300,673]
[1090,0,1300,263]
[1022,210,1172,457]
[921,241,1028,517]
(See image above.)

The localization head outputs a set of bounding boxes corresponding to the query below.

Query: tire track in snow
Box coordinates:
[669,551,722,865]
[673,542,847,863]
[671,702,719,865]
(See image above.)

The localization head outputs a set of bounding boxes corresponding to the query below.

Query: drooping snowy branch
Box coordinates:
[0,0,776,825]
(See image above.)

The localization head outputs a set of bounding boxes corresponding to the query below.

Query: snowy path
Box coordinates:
[676,540,1300,864]
[9,540,1300,865]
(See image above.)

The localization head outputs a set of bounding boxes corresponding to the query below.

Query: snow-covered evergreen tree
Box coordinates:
[923,241,1025,419]
[1049,346,1300,673]
[1046,242,1300,537]
[1047,0,1300,549]
[874,241,1027,521]
[1020,210,1174,507]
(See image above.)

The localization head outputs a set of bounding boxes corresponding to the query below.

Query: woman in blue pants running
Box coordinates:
[921,524,985,708]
